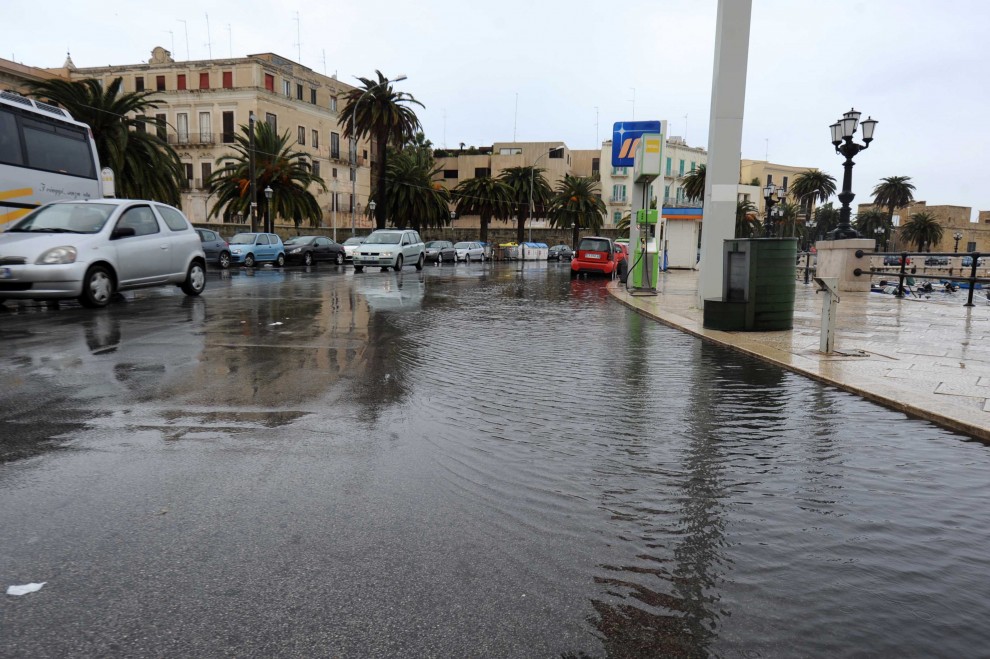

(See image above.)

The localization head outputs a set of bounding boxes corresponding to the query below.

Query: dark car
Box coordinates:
[283,235,346,266]
[196,228,231,269]
[548,244,573,261]
[924,256,949,266]
[883,255,911,266]
[425,240,456,264]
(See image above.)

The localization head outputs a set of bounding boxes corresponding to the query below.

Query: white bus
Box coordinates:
[0,90,102,227]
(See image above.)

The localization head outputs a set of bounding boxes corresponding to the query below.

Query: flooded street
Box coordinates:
[2,262,989,657]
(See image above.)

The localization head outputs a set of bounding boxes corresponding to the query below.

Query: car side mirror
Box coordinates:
[111,227,136,240]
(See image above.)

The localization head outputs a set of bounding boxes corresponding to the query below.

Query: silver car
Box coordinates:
[454,241,486,262]
[352,229,425,272]
[0,199,206,308]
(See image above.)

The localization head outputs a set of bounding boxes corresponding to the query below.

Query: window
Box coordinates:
[199,112,211,142]
[349,168,355,182]
[592,157,600,173]
[265,113,277,132]
[611,184,626,201]
[613,211,622,223]
[264,74,274,92]
[664,185,670,200]
[298,126,306,145]
[155,114,167,141]
[332,167,337,178]
[474,167,491,177]
[20,117,95,178]
[283,80,291,96]
[135,76,145,92]
[0,111,23,165]
[782,176,789,191]
[498,147,522,155]
[177,74,186,90]
[665,157,671,176]
[222,111,234,143]
[549,148,563,159]
[156,75,166,91]
[310,88,317,104]
[201,162,212,184]
[158,205,190,231]
[330,132,340,159]
[135,115,146,134]
[176,113,189,144]
[313,160,320,177]
[678,159,685,176]
[257,234,270,245]
[967,241,977,252]
[311,129,318,149]
[676,187,684,201]
[296,83,303,100]
[117,206,160,236]
[184,163,193,185]
[330,96,337,112]
[690,161,696,172]
[611,166,627,176]
[199,72,210,89]
[443,170,458,179]
[363,149,368,159]
[222,71,232,89]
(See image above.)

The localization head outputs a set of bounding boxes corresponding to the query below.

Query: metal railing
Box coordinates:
[857,250,990,307]
[796,251,817,284]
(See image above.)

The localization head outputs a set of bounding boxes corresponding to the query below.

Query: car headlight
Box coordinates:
[36,246,77,265]
[289,247,301,254]
[381,251,393,258]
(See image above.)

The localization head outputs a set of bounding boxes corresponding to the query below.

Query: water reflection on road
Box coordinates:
[1,263,989,658]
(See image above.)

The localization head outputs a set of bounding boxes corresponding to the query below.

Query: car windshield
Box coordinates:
[229,233,259,244]
[283,237,315,246]
[343,237,365,245]
[7,203,115,234]
[579,238,611,252]
[426,241,446,248]
[364,232,402,245]
[454,242,472,249]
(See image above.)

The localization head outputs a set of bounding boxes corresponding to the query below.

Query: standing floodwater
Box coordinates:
[1,262,988,657]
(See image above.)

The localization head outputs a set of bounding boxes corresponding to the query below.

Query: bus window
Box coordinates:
[22,118,96,179]
[0,110,23,166]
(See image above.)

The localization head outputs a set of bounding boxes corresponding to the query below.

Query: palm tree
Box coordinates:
[854,208,889,243]
[208,121,326,231]
[776,201,800,238]
[872,176,916,225]
[340,71,423,230]
[376,146,450,233]
[452,176,514,244]
[28,77,183,204]
[789,169,836,228]
[736,199,759,238]
[899,211,943,252]
[548,175,606,247]
[812,203,840,242]
[680,164,706,203]
[499,166,553,244]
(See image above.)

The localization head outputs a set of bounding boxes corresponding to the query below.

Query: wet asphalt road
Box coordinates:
[3,261,990,658]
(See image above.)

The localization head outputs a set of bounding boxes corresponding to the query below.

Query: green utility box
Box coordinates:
[631,209,660,290]
[703,238,797,331]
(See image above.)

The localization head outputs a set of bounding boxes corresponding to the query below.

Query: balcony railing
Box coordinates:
[609,195,628,204]
[168,132,224,146]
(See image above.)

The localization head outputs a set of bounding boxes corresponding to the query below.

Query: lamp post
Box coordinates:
[264,185,273,233]
[331,179,338,242]
[350,74,407,233]
[954,231,963,253]
[528,146,560,243]
[368,200,376,229]
[874,226,884,252]
[828,108,878,239]
[762,182,786,238]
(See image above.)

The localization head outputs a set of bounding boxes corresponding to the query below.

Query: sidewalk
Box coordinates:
[609,270,990,442]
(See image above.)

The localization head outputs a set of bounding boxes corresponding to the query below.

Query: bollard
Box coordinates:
[814,277,840,354]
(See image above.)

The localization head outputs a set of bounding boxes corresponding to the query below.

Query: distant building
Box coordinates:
[858,201,989,252]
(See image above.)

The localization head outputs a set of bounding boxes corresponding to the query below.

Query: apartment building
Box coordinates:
[50,47,368,228]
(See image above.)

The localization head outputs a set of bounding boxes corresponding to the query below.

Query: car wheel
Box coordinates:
[275,253,285,267]
[335,252,344,265]
[79,265,114,308]
[415,254,424,271]
[617,259,628,284]
[219,251,231,269]
[304,252,313,266]
[181,260,207,296]
[354,265,364,272]
[394,255,404,272]
[244,253,256,268]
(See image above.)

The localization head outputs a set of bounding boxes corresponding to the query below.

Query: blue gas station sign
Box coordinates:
[611,121,662,167]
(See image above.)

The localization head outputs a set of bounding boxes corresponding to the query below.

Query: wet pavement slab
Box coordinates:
[2,262,989,657]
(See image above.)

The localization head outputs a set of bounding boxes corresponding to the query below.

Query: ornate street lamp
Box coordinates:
[368,200,376,228]
[828,108,878,239]
[954,231,963,253]
[762,182,786,237]
[874,226,885,252]
[264,185,273,233]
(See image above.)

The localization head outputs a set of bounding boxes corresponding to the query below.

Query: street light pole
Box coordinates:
[264,185,273,233]
[331,178,338,242]
[828,108,878,239]
[249,111,257,232]
[349,74,407,234]
[762,182,786,238]
[954,231,963,253]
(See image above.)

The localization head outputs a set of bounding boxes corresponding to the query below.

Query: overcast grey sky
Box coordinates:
[7,0,989,219]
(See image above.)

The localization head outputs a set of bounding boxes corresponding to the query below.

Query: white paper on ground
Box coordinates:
[6,582,46,596]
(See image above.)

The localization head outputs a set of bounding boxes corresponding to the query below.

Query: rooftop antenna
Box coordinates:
[205,13,213,60]
[765,137,769,161]
[513,92,518,142]
[166,30,175,56]
[443,109,447,149]
[321,49,327,75]
[629,87,636,120]
[227,24,232,58]
[294,12,302,62]
[178,19,190,60]
[684,113,688,143]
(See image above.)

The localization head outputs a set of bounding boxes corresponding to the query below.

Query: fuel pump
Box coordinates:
[631,208,660,290]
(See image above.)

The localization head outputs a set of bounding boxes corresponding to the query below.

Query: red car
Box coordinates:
[571,236,627,279]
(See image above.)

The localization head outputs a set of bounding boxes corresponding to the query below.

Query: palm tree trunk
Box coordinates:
[480,212,490,245]
[516,210,525,245]
[572,223,579,249]
[375,130,388,230]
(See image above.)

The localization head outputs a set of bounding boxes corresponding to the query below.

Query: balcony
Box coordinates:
[168,132,219,146]
[609,195,628,204]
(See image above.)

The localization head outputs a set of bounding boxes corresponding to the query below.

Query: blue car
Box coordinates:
[228,232,286,267]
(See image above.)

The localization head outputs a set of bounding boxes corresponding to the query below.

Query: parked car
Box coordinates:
[548,244,574,261]
[454,241,486,262]
[478,242,494,259]
[342,236,365,262]
[0,199,206,308]
[425,240,456,264]
[883,255,911,266]
[571,236,624,279]
[924,256,949,266]
[352,229,425,272]
[961,256,984,267]
[196,228,231,269]
[227,232,285,267]
[283,235,346,266]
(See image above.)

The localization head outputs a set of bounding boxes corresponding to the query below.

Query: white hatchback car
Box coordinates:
[454,241,486,262]
[0,199,206,308]
[352,229,425,272]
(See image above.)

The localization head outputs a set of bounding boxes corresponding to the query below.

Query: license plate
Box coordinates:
[586,254,601,259]
[0,267,11,279]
